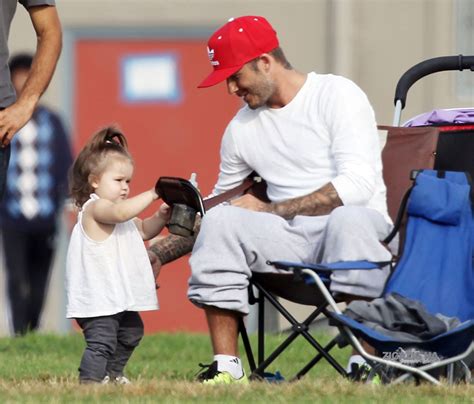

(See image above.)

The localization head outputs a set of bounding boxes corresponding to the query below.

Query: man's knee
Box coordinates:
[196,206,250,247]
[326,206,373,233]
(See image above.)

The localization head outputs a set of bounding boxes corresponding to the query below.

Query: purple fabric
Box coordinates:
[404,108,474,127]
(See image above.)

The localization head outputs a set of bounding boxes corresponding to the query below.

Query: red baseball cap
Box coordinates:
[198,16,279,88]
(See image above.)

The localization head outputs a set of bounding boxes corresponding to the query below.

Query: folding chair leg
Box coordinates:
[294,326,347,378]
[238,317,257,372]
[245,281,347,379]
[258,290,265,365]
[447,363,454,383]
[293,335,345,381]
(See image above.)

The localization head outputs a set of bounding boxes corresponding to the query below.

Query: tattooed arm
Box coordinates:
[147,182,341,273]
[230,182,343,220]
[149,232,197,265]
[147,216,201,275]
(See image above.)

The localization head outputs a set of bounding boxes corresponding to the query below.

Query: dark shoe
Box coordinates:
[348,363,381,385]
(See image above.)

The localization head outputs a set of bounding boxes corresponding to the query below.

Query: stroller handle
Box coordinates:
[394,55,474,109]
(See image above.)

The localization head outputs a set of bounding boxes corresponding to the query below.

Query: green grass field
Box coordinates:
[0,332,473,403]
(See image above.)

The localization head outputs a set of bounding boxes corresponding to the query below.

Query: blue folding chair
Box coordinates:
[270,170,474,384]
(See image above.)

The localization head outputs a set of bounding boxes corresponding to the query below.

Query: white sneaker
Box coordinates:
[114,375,131,385]
[101,375,110,384]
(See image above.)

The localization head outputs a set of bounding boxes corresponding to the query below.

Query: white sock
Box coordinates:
[346,354,366,373]
[214,355,244,379]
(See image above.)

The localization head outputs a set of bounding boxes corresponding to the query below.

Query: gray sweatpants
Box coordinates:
[188,205,393,315]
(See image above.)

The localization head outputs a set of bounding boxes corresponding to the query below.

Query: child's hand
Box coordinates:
[151,187,160,201]
[158,203,171,222]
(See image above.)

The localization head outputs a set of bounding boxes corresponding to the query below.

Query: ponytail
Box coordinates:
[69,126,132,208]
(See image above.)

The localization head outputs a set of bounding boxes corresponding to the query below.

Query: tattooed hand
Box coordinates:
[148,248,162,279]
[230,194,272,213]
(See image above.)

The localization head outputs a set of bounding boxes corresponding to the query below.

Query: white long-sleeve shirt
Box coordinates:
[66,194,159,318]
[213,72,390,223]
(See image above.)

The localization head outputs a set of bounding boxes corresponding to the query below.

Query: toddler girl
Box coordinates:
[66,127,169,384]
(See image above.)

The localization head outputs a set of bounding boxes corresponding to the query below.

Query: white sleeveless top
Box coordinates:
[66,194,159,318]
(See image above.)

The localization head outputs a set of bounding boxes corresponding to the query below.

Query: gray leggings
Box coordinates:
[76,311,144,382]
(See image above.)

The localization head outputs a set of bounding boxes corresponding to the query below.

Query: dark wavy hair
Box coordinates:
[69,126,133,208]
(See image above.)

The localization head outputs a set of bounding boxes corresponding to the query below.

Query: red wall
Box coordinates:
[74,38,241,333]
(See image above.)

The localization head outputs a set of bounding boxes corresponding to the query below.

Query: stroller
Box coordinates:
[327,55,474,384]
[381,55,474,226]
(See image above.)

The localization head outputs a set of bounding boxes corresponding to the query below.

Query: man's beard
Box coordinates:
[246,78,274,110]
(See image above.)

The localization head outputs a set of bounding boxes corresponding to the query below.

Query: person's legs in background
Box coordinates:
[2,227,30,335]
[27,229,55,331]
[0,145,10,201]
[1,227,55,335]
